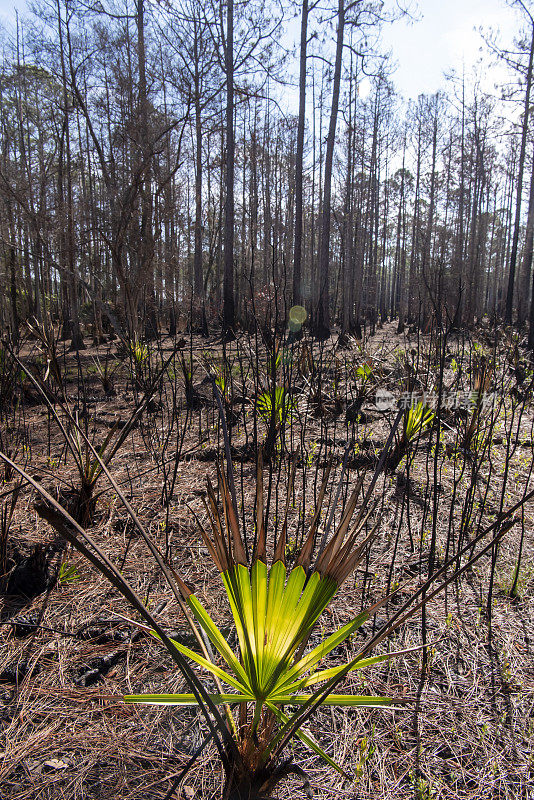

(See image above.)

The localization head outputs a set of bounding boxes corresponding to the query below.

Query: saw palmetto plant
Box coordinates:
[127,338,150,390]
[124,457,408,796]
[91,349,120,396]
[202,351,234,405]
[404,401,435,441]
[9,347,176,526]
[461,362,494,453]
[66,413,135,525]
[254,385,297,459]
[25,317,66,396]
[255,386,295,429]
[386,400,435,471]
[179,353,203,409]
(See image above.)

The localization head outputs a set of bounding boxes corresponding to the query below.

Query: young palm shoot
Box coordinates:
[461,362,493,453]
[256,386,295,429]
[255,337,295,457]
[386,400,435,471]
[91,349,120,396]
[12,347,177,526]
[129,338,149,388]
[124,457,405,797]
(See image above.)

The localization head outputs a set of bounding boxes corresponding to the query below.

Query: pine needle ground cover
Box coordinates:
[0,324,533,799]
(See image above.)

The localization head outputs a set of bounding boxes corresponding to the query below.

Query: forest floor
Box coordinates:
[0,322,533,800]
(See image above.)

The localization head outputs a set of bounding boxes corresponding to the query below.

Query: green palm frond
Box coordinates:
[124,456,399,776]
[404,401,434,442]
[387,400,435,471]
[256,387,295,427]
[131,339,148,365]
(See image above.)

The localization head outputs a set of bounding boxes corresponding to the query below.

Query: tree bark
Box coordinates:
[315,0,344,339]
[293,0,308,309]
[505,21,534,324]
[518,144,534,326]
[223,0,236,337]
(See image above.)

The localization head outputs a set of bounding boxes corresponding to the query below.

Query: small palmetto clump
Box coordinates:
[125,457,405,797]
[25,318,65,395]
[256,386,295,428]
[386,400,435,471]
[461,361,493,453]
[254,386,296,458]
[91,349,119,396]
[129,338,149,389]
[131,338,148,366]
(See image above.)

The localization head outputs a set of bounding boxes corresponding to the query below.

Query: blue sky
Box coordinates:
[0,0,526,101]
[380,0,523,99]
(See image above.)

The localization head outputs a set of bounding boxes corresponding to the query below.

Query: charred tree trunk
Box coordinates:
[505,22,534,325]
[293,0,308,309]
[518,144,534,327]
[315,0,344,339]
[223,0,236,337]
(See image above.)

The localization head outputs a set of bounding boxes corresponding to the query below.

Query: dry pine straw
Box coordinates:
[0,325,533,799]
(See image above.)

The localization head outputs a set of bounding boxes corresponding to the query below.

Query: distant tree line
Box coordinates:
[1,0,534,344]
